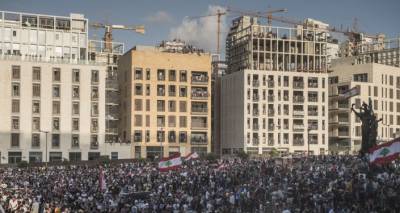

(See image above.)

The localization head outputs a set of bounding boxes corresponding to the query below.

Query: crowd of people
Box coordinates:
[0,155,399,212]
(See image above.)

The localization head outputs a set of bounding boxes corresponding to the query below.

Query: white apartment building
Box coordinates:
[0,11,129,164]
[328,60,400,154]
[221,16,329,156]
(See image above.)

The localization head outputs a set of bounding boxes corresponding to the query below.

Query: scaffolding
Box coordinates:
[226,16,328,74]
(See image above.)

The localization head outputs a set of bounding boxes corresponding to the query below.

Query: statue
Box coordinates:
[351,98,382,156]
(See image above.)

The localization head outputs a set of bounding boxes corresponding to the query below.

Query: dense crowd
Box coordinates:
[0,155,399,213]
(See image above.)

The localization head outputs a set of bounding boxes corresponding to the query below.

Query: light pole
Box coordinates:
[307,127,311,156]
[40,130,49,166]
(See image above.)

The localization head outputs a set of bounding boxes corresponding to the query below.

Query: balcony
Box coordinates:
[293,138,305,146]
[268,110,274,116]
[253,124,259,130]
[191,89,208,99]
[293,96,304,103]
[293,125,305,130]
[308,110,318,116]
[308,82,318,88]
[283,96,289,101]
[106,128,118,134]
[253,80,260,87]
[192,107,208,114]
[253,110,259,116]
[268,124,274,131]
[293,110,304,116]
[338,103,349,109]
[191,133,208,144]
[308,124,318,130]
[253,95,259,102]
[268,81,274,88]
[106,80,119,91]
[191,74,209,84]
[293,82,304,89]
[338,117,350,124]
[308,97,318,102]
[268,95,274,102]
[338,131,350,137]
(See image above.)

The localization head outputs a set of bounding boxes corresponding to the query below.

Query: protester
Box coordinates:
[0,155,399,212]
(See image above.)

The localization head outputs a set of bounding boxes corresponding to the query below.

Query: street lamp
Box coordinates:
[307,127,311,156]
[40,130,49,166]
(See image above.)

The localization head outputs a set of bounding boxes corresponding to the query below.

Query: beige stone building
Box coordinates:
[118,42,212,159]
[328,60,400,154]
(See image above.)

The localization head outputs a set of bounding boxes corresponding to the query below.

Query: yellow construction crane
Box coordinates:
[90,22,145,52]
[187,10,227,55]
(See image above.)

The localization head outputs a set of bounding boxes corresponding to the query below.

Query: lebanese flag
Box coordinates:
[184,152,199,161]
[369,137,400,164]
[158,154,182,172]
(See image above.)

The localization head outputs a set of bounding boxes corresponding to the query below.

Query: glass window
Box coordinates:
[32,84,40,97]
[71,135,79,148]
[32,101,40,114]
[53,85,60,98]
[72,118,79,131]
[91,70,99,84]
[11,133,19,147]
[32,117,40,131]
[72,69,80,83]
[11,117,19,130]
[32,133,40,148]
[52,134,60,148]
[12,65,20,80]
[72,86,79,99]
[53,101,60,115]
[72,102,79,115]
[32,67,41,81]
[12,83,20,97]
[53,68,61,81]
[12,100,19,113]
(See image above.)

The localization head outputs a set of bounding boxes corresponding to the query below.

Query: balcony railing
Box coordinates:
[293,82,304,89]
[338,131,350,137]
[308,97,318,102]
[192,107,208,113]
[308,82,318,88]
[191,137,208,144]
[338,103,349,109]
[293,96,304,103]
[253,80,259,87]
[338,117,350,123]
[268,95,274,102]
[308,111,318,116]
[308,124,318,130]
[293,110,304,116]
[293,125,304,130]
[293,139,305,146]
[191,91,209,99]
[191,75,209,84]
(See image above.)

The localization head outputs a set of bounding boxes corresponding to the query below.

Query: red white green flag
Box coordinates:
[369,137,400,164]
[158,154,182,172]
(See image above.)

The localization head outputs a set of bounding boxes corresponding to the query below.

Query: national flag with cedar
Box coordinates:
[369,137,400,164]
[158,154,182,172]
[184,152,199,161]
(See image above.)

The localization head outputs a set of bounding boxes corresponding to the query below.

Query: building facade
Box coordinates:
[328,61,400,154]
[0,11,130,163]
[118,43,212,159]
[221,16,329,156]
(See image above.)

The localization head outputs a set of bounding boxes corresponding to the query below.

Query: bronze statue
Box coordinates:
[351,98,382,156]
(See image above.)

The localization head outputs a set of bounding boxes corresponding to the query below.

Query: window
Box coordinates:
[134,131,142,142]
[72,86,79,98]
[328,76,338,84]
[179,116,187,127]
[146,68,150,80]
[145,84,150,96]
[169,70,176,81]
[52,134,60,148]
[145,130,150,142]
[179,101,187,112]
[33,84,40,97]
[157,131,165,142]
[91,119,98,133]
[134,115,142,126]
[71,135,79,148]
[53,101,61,115]
[168,131,176,143]
[91,135,99,149]
[157,116,165,127]
[8,152,22,164]
[111,152,118,160]
[91,103,98,116]
[157,100,165,112]
[146,99,150,111]
[32,101,40,114]
[157,85,165,96]
[72,102,79,115]
[12,100,19,113]
[12,66,20,80]
[374,87,378,97]
[135,68,143,80]
[179,132,187,143]
[52,118,60,131]
[168,116,176,127]
[91,87,98,100]
[32,117,40,131]
[157,69,165,81]
[53,68,61,82]
[135,84,143,95]
[32,134,40,148]
[49,152,62,162]
[168,101,176,112]
[11,117,19,130]
[32,67,41,81]
[29,152,42,163]
[179,86,187,97]
[91,70,99,84]
[146,115,150,127]
[53,85,61,98]
[72,69,80,83]
[72,118,79,131]
[180,70,187,82]
[12,83,20,97]
[134,99,142,111]
[11,133,19,147]
[169,85,176,96]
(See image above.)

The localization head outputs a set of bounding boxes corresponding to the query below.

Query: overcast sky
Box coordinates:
[1,0,399,55]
